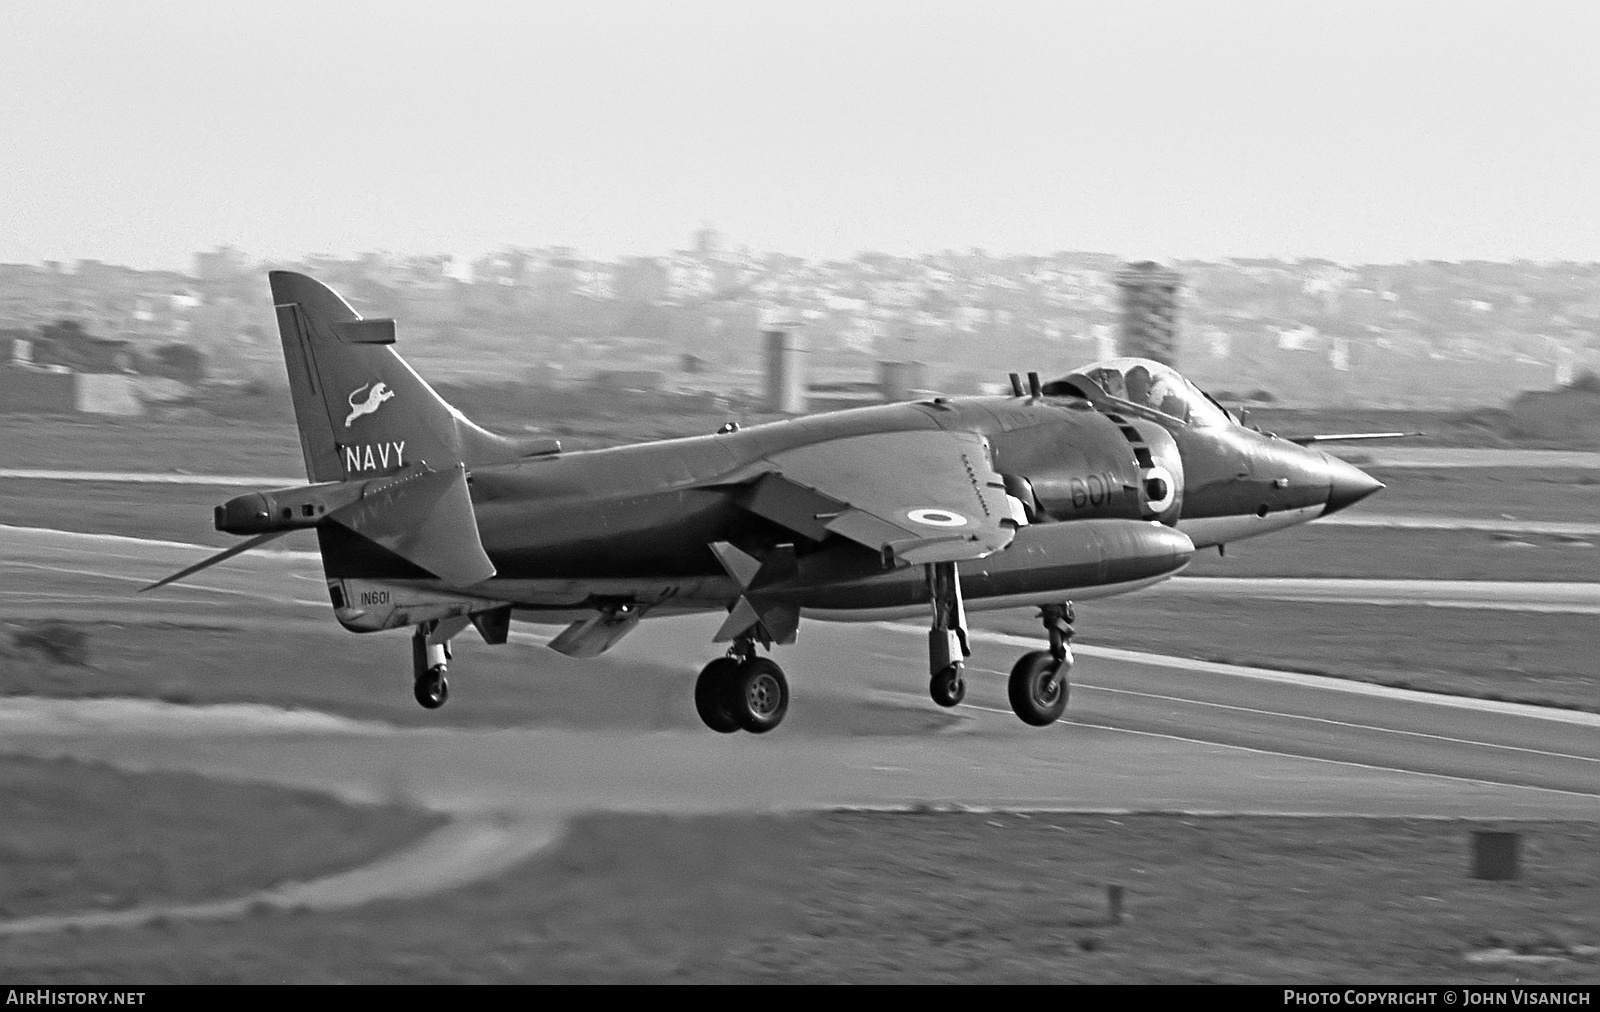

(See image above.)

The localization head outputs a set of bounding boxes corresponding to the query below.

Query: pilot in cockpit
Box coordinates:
[1158,388,1190,421]
[1058,358,1232,428]
[1087,367,1126,400]
[1121,363,1187,421]
[1124,364,1154,407]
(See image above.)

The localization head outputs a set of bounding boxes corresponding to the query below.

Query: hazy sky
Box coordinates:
[3,1,1597,270]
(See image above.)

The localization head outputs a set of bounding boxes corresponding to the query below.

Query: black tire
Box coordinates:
[729,658,789,734]
[694,657,742,733]
[414,669,449,709]
[1008,650,1067,726]
[929,665,966,707]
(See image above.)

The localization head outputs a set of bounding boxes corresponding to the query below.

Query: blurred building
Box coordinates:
[1115,261,1182,367]
[0,235,1594,409]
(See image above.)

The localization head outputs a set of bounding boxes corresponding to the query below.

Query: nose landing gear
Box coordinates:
[694,637,790,734]
[1007,603,1074,726]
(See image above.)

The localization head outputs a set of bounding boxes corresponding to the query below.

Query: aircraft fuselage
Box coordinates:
[315,392,1363,631]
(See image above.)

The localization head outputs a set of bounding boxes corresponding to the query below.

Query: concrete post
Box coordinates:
[1471,831,1520,880]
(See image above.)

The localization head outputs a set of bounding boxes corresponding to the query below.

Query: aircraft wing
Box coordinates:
[736,429,1019,565]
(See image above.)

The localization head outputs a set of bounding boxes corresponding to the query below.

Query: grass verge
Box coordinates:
[0,754,441,921]
[3,811,1595,983]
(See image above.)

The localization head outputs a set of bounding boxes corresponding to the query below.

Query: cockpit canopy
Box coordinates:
[1042,357,1232,428]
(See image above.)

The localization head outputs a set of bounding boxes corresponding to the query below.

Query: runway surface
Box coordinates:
[1151,576,1600,612]
[1326,448,1600,469]
[0,468,300,487]
[1318,513,1600,537]
[1,522,1596,929]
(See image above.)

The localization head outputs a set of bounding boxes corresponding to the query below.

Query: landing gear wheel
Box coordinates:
[729,658,789,734]
[1008,650,1068,726]
[694,657,742,734]
[413,668,449,709]
[411,624,453,710]
[929,664,966,707]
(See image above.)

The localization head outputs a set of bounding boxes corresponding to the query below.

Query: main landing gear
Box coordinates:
[694,637,790,734]
[920,560,1076,727]
[1008,603,1074,726]
[411,620,457,709]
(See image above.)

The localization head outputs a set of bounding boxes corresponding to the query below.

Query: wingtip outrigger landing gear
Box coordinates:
[694,636,790,734]
[930,664,965,707]
[927,560,970,707]
[1008,603,1074,726]
[411,619,457,709]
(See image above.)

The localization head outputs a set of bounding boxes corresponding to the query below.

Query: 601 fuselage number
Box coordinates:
[1068,471,1118,510]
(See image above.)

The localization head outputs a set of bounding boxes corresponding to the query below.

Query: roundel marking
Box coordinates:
[907,508,969,528]
[1142,464,1176,513]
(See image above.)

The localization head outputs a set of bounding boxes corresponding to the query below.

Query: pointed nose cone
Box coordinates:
[1322,454,1385,516]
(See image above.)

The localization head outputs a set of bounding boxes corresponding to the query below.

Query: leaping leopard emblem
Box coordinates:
[344,381,394,428]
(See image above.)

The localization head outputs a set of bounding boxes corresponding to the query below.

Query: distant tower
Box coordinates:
[693,223,723,257]
[1114,261,1183,366]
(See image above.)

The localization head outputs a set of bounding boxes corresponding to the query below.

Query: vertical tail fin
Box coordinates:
[269,270,522,482]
